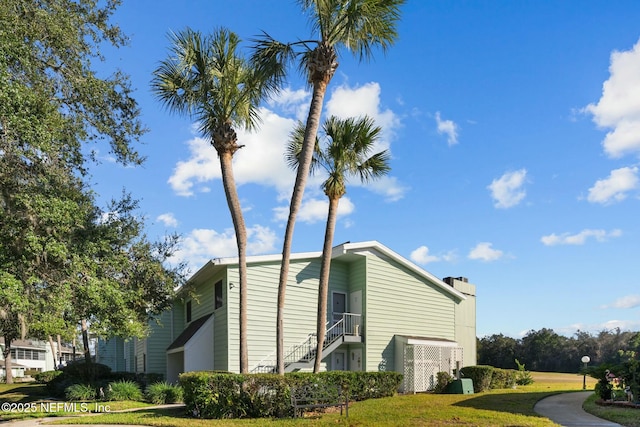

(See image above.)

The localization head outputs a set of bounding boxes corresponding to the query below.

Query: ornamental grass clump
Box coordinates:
[145,382,183,404]
[106,380,143,401]
[65,383,96,401]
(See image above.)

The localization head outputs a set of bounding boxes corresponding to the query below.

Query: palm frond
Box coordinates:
[323,0,404,62]
[250,31,298,90]
[152,27,276,140]
[285,120,321,172]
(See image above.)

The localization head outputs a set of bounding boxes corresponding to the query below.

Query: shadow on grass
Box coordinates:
[452,391,555,418]
[0,384,49,403]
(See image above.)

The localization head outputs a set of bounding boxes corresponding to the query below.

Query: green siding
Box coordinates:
[213,273,228,371]
[224,258,351,372]
[97,338,125,371]
[172,301,185,342]
[145,311,174,377]
[190,281,214,323]
[364,251,456,372]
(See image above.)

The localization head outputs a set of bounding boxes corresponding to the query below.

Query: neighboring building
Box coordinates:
[103,241,477,392]
[0,338,78,378]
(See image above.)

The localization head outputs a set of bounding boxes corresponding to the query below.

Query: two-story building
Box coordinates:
[101,241,477,393]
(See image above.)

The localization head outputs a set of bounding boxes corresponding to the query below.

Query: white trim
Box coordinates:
[334,241,466,301]
[179,240,466,301]
[406,337,458,347]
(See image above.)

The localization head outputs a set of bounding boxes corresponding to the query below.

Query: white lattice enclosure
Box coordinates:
[402,344,463,393]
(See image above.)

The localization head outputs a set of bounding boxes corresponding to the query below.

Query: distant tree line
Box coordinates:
[478,328,640,373]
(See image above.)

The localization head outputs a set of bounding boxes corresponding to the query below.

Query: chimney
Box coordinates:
[443,276,469,286]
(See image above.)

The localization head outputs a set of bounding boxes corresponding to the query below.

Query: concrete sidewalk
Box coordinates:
[534,391,622,427]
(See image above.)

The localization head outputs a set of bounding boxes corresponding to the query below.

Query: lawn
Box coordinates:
[1,372,636,426]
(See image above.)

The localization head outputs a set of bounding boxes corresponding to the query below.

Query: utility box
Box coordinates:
[446,379,474,394]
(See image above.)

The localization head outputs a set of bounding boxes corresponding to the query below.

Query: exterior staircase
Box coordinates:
[251,313,362,373]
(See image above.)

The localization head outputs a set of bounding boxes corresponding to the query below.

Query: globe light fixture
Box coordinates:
[581,355,591,390]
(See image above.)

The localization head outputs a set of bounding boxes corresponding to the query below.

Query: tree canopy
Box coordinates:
[0,0,183,381]
[478,328,640,373]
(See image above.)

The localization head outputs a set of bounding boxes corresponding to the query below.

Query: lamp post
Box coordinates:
[581,355,591,390]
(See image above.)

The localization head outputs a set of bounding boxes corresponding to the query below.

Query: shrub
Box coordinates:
[460,365,494,393]
[65,383,96,401]
[490,368,517,389]
[46,363,112,397]
[145,382,183,404]
[35,370,62,384]
[514,359,534,386]
[106,380,143,401]
[434,371,453,394]
[61,362,112,382]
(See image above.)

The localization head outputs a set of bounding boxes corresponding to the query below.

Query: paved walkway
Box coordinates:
[3,395,623,427]
[2,404,183,427]
[534,391,622,427]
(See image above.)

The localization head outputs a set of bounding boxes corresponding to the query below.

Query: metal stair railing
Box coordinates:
[250,313,361,373]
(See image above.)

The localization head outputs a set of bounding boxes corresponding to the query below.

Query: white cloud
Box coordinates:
[541,228,622,246]
[584,39,640,158]
[359,176,408,202]
[168,108,297,197]
[601,295,640,309]
[587,166,639,204]
[266,87,310,121]
[168,82,406,223]
[325,82,401,154]
[435,111,459,146]
[171,225,277,269]
[273,197,355,224]
[156,213,178,227]
[410,246,456,265]
[410,246,440,264]
[468,242,503,262]
[487,169,527,208]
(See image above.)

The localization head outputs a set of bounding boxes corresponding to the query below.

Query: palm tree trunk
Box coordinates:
[277,80,329,374]
[314,196,340,373]
[218,151,249,373]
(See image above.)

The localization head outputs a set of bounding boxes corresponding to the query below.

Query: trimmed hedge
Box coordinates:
[460,365,518,392]
[34,370,62,384]
[180,371,403,419]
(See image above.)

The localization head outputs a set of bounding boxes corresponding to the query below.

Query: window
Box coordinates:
[215,280,223,309]
[186,300,192,323]
[10,348,46,360]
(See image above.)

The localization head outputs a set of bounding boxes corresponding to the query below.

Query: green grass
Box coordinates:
[0,383,153,422]
[1,373,637,426]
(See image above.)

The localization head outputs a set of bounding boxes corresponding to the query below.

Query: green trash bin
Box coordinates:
[445,378,474,394]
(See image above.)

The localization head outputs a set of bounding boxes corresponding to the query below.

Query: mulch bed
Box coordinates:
[596,399,640,409]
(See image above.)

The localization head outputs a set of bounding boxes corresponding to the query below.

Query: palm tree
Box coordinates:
[151,28,276,373]
[287,115,390,373]
[253,0,404,374]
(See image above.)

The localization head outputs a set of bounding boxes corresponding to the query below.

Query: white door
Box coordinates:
[333,351,346,371]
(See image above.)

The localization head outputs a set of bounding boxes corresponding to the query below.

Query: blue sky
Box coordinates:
[88,0,640,338]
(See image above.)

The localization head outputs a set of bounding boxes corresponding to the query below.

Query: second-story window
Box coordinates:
[186,300,192,322]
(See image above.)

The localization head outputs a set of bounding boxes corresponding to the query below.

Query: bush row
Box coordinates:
[180,371,403,419]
